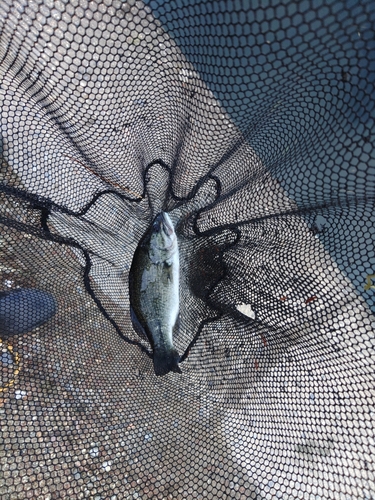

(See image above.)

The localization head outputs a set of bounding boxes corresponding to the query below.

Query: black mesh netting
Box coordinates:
[1,0,375,498]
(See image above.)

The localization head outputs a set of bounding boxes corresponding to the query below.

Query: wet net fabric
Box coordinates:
[1,0,375,498]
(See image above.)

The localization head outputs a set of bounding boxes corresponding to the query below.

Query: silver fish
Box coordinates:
[129,212,181,376]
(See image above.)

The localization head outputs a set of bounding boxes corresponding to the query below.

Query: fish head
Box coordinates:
[149,212,177,263]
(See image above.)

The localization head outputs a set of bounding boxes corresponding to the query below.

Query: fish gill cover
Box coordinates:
[0,0,375,498]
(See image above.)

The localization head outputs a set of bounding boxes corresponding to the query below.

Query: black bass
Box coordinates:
[129,212,181,376]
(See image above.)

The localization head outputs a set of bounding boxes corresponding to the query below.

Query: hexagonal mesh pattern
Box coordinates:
[1,0,375,498]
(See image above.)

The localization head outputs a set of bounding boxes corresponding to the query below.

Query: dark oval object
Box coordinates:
[0,288,57,337]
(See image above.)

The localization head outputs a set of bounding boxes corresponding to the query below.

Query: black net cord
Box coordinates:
[0,0,375,498]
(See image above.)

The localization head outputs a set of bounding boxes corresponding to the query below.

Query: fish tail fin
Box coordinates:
[153,348,181,376]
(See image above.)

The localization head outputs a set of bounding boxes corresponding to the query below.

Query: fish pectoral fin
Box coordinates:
[130,305,148,339]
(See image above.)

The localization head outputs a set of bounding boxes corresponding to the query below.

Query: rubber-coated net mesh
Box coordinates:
[1,0,375,498]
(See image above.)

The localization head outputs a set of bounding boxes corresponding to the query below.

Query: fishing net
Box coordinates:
[1,0,375,497]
